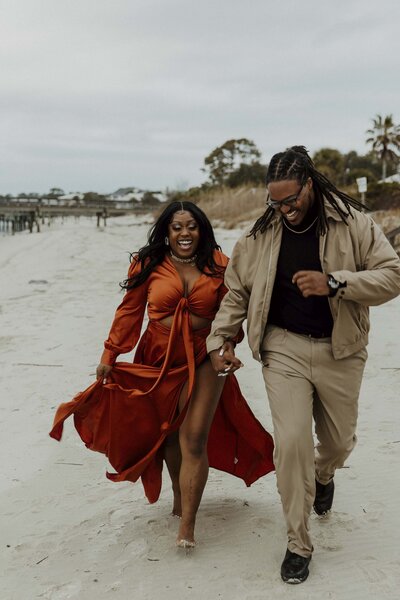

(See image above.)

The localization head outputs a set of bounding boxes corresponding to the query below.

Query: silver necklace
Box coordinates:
[282,216,318,234]
[170,251,198,264]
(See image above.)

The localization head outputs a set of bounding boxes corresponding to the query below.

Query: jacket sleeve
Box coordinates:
[100,259,148,365]
[207,237,251,353]
[331,214,400,306]
[217,279,245,346]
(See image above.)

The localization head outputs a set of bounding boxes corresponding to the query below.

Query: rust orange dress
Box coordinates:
[50,251,274,503]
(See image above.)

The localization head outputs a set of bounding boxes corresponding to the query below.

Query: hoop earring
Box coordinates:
[165,236,169,246]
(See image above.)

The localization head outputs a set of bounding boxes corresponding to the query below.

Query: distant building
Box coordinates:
[59,192,84,201]
[106,187,167,207]
[380,173,400,184]
[106,187,140,203]
[58,193,85,206]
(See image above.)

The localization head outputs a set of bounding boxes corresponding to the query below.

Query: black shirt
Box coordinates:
[268,215,333,338]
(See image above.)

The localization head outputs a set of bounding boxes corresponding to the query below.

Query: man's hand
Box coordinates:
[96,363,113,382]
[292,270,330,298]
[209,341,243,376]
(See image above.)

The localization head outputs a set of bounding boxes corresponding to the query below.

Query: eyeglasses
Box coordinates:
[267,185,304,210]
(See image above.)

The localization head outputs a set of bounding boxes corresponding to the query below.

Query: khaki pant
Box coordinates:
[261,326,367,557]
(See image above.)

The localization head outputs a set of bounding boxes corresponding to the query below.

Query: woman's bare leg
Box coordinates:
[177,359,225,544]
[164,432,182,516]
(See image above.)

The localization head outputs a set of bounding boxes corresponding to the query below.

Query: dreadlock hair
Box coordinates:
[249,145,367,238]
[121,201,223,290]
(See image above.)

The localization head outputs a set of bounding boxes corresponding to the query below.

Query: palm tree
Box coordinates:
[366,114,400,180]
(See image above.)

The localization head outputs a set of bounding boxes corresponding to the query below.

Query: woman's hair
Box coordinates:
[249,145,367,238]
[121,201,223,289]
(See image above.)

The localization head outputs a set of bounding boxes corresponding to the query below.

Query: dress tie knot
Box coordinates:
[179,297,189,312]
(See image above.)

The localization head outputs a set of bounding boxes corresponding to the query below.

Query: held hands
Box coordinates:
[209,340,243,377]
[96,363,113,383]
[292,271,329,298]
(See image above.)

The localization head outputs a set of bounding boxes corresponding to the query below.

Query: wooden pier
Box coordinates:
[0,209,40,234]
[0,204,147,235]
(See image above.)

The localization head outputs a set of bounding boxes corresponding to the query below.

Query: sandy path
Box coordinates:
[0,215,399,600]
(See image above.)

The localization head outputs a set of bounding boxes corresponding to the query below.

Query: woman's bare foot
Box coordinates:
[176,520,195,546]
[176,538,196,549]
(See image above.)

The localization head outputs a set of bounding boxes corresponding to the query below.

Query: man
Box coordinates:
[207,146,400,584]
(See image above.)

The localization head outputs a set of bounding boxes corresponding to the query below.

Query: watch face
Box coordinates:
[329,277,340,289]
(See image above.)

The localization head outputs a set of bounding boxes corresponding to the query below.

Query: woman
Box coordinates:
[50,201,274,548]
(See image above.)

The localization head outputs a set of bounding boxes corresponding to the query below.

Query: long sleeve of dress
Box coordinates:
[100,259,148,365]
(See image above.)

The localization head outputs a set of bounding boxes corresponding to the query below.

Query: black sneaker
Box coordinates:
[314,479,335,516]
[280,549,311,584]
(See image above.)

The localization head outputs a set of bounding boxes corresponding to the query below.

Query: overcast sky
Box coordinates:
[1,0,399,194]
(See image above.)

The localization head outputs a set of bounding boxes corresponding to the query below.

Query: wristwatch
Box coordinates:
[327,274,345,297]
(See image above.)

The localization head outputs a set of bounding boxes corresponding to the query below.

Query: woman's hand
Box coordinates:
[209,341,243,376]
[96,363,113,382]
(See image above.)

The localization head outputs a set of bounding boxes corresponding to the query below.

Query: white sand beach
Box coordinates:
[1,215,399,600]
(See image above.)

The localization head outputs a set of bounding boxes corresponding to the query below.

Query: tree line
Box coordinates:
[2,113,399,211]
[200,114,400,189]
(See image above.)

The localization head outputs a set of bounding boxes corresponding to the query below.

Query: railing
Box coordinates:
[0,203,149,235]
[0,209,40,234]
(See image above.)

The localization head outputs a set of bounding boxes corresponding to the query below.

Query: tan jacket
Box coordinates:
[207,202,400,360]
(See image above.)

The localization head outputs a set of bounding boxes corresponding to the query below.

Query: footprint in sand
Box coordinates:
[313,516,344,551]
[377,441,400,455]
[313,532,343,552]
[42,581,82,600]
[253,516,275,529]
[357,560,397,588]
[108,507,130,526]
[330,511,361,532]
[361,500,385,523]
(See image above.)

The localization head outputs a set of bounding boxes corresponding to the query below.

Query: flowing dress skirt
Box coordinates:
[50,320,274,503]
